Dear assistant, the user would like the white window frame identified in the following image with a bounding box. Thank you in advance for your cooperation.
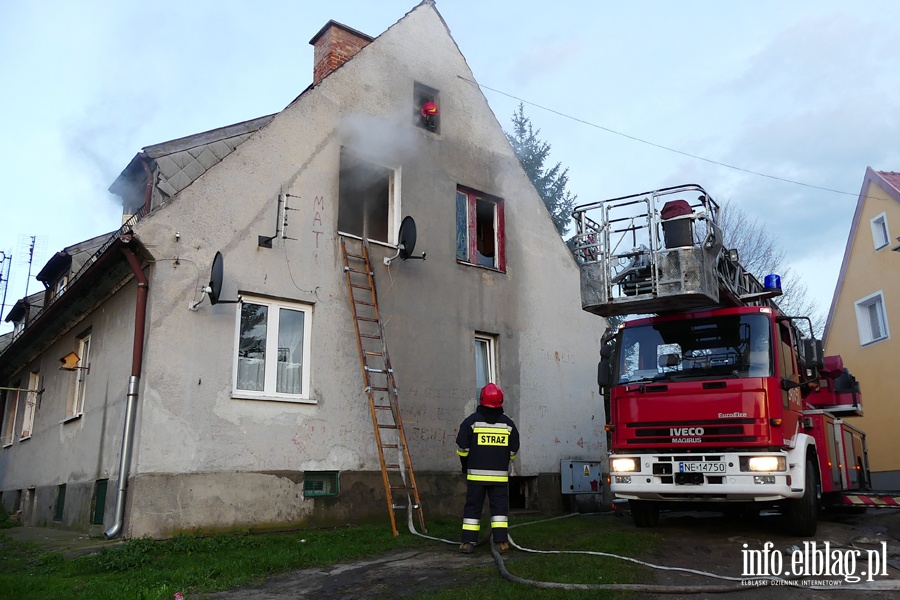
[870,212,890,250]
[337,150,402,247]
[854,291,890,346]
[21,371,38,439]
[232,296,314,403]
[2,385,19,448]
[67,334,91,418]
[475,333,498,397]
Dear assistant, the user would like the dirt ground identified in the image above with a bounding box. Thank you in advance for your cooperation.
[201,507,900,599]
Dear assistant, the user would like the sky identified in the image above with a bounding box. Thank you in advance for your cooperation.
[2,0,899,335]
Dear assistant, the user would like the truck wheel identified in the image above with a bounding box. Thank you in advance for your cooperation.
[629,500,660,528]
[786,460,818,536]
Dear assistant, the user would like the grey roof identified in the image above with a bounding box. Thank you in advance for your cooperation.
[143,114,275,197]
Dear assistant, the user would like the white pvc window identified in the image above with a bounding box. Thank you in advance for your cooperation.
[21,371,38,439]
[475,334,497,398]
[67,334,91,418]
[871,213,889,250]
[854,291,889,346]
[233,296,313,402]
[2,384,19,447]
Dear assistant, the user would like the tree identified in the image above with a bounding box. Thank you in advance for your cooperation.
[506,104,576,236]
[718,199,824,336]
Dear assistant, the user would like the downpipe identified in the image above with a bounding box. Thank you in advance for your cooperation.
[105,245,148,539]
[104,375,140,538]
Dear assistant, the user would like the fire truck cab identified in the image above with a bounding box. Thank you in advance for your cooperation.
[573,185,872,535]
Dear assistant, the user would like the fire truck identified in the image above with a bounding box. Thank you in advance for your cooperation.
[573,184,894,536]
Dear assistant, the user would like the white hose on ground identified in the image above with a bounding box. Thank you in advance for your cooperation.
[404,508,898,592]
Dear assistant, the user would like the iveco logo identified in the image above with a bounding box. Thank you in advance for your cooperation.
[670,427,704,436]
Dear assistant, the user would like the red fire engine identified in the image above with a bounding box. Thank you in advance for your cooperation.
[573,184,898,535]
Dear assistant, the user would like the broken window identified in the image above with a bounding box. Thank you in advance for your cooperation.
[338,151,397,244]
[456,187,505,271]
[414,82,439,133]
[66,332,91,419]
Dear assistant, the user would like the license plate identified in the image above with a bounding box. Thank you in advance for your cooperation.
[679,461,725,473]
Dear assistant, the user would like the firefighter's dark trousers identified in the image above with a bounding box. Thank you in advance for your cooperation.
[461,482,509,544]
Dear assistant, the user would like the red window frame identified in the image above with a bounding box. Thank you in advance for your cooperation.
[456,187,506,272]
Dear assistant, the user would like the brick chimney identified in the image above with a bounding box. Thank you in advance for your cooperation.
[309,20,373,86]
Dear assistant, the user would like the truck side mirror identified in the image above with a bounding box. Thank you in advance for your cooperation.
[598,359,611,390]
[781,378,801,391]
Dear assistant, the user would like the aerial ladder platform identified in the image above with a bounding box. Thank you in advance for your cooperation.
[572,184,782,317]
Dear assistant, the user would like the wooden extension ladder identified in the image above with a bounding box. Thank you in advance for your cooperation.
[340,236,426,536]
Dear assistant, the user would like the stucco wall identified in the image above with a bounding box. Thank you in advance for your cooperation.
[2,3,606,538]
[824,179,900,477]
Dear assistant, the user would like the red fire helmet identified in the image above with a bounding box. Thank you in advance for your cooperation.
[480,383,504,408]
[421,101,439,117]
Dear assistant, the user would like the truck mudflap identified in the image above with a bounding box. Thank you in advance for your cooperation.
[840,493,900,508]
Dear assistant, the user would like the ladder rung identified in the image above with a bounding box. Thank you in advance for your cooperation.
[364,366,391,373]
[355,300,375,306]
[346,268,372,275]
[360,333,381,339]
[370,386,389,391]
[364,351,384,356]
[373,405,392,410]
[351,284,373,290]
[390,484,413,490]
[385,464,400,469]
[382,444,399,449]
[379,424,398,429]
[357,316,378,322]
[345,252,366,260]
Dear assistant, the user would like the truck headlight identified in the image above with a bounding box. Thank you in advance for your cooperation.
[611,457,638,473]
[745,456,785,472]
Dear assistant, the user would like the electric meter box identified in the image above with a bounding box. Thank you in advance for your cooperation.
[561,459,604,494]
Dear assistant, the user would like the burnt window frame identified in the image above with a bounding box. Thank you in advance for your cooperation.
[414,82,440,134]
[456,186,506,272]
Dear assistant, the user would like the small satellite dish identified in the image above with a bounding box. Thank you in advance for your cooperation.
[384,216,426,264]
[209,251,224,305]
[398,216,416,259]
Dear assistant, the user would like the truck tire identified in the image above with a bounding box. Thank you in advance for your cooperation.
[785,459,818,536]
[629,500,660,528]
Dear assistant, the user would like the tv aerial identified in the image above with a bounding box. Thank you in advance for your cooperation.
[384,216,427,265]
[190,251,241,310]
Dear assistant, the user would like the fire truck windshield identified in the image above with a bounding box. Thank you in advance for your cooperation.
[616,314,772,384]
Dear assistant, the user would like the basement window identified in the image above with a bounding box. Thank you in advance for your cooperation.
[338,150,399,245]
[414,82,440,133]
[54,484,66,522]
[304,471,339,497]
[92,479,108,525]
[456,187,506,271]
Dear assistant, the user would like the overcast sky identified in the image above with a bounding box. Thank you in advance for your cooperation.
[2,0,898,334]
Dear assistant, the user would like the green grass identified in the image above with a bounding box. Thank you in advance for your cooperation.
[0,507,21,530]
[421,514,660,599]
[0,515,659,599]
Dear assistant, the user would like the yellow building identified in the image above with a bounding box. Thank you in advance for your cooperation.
[824,168,900,489]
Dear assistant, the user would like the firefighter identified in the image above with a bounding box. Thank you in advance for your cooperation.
[456,382,520,554]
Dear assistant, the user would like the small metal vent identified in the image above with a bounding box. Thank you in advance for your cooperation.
[303,471,339,497]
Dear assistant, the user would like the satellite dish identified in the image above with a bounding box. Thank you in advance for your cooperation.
[384,216,426,264]
[398,216,417,259]
[209,251,224,305]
